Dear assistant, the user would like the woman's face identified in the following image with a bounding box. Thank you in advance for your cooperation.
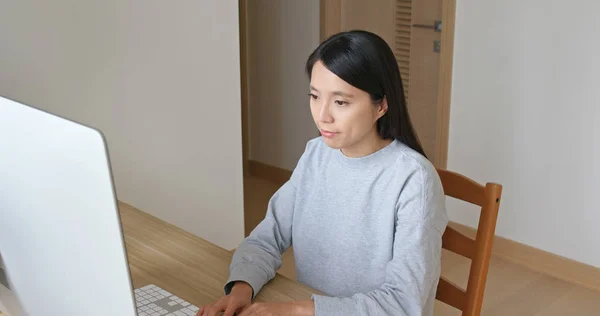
[309,61,387,156]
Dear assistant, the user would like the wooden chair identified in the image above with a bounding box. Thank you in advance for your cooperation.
[435,168,503,316]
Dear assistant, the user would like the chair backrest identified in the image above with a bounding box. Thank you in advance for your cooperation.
[435,168,503,316]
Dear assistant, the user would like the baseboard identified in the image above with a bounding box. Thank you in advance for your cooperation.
[248,160,292,185]
[248,161,600,293]
[449,221,600,292]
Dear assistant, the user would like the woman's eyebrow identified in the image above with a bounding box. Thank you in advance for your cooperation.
[332,91,354,98]
[310,86,354,98]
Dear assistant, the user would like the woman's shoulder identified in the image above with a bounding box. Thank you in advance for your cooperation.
[296,136,329,164]
[390,141,438,179]
[390,142,447,228]
[304,136,327,153]
[288,137,327,183]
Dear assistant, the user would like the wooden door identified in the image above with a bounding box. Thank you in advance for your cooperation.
[320,0,456,168]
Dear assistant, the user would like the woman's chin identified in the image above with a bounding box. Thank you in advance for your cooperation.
[321,136,343,149]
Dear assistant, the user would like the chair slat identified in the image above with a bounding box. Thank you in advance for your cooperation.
[436,277,466,311]
[437,168,485,206]
[442,226,475,259]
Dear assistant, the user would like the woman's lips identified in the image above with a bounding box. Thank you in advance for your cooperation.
[320,129,338,138]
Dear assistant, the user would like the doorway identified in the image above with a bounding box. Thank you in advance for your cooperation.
[320,0,457,168]
[238,0,457,235]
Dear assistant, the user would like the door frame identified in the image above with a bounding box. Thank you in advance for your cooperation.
[239,0,249,176]
[435,0,456,169]
[319,0,456,169]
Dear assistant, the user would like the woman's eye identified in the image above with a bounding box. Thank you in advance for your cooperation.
[308,93,318,100]
[335,100,348,106]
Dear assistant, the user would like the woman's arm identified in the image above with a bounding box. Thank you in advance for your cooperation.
[223,141,315,300]
[224,178,298,299]
[310,220,444,315]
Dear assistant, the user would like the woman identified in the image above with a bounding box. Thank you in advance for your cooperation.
[199,30,448,316]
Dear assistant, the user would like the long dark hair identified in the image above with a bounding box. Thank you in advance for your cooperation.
[305,30,427,159]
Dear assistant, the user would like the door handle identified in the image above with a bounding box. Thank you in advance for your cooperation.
[412,20,442,32]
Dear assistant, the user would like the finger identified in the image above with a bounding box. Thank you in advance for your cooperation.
[202,303,217,316]
[200,304,213,316]
[237,298,251,312]
[237,304,251,316]
[207,299,228,316]
[222,298,238,316]
[198,305,211,316]
[236,303,255,316]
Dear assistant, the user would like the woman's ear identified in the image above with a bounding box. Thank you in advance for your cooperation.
[376,97,388,119]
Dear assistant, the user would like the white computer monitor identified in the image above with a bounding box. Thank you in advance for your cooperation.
[0,96,137,315]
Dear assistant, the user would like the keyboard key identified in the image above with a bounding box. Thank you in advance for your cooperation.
[161,290,172,296]
[142,300,150,305]
[176,299,184,304]
[168,301,178,306]
[170,296,179,301]
[148,304,157,308]
[181,308,196,316]
[160,310,168,315]
[181,302,190,307]
[156,295,165,299]
[154,306,162,311]
[149,297,158,302]
[141,306,151,311]
[189,306,199,312]
[141,285,154,290]
[139,313,148,316]
[151,313,160,316]
[173,312,186,316]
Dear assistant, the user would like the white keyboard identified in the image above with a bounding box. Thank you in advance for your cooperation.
[134,284,199,316]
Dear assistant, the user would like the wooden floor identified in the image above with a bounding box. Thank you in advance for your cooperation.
[243,176,600,315]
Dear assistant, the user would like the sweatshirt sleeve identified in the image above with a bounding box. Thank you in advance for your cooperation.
[223,179,296,298]
[311,167,448,315]
[223,141,311,298]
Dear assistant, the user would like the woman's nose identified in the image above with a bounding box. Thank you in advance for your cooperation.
[319,102,334,123]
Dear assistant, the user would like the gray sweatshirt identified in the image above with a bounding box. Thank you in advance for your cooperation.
[225,137,449,315]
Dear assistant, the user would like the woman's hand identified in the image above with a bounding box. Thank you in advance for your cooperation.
[237,300,314,316]
[197,281,253,316]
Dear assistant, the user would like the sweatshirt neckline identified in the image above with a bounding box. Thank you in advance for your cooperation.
[335,139,398,169]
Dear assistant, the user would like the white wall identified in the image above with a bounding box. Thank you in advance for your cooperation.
[246,0,320,171]
[0,0,245,250]
[448,0,600,267]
